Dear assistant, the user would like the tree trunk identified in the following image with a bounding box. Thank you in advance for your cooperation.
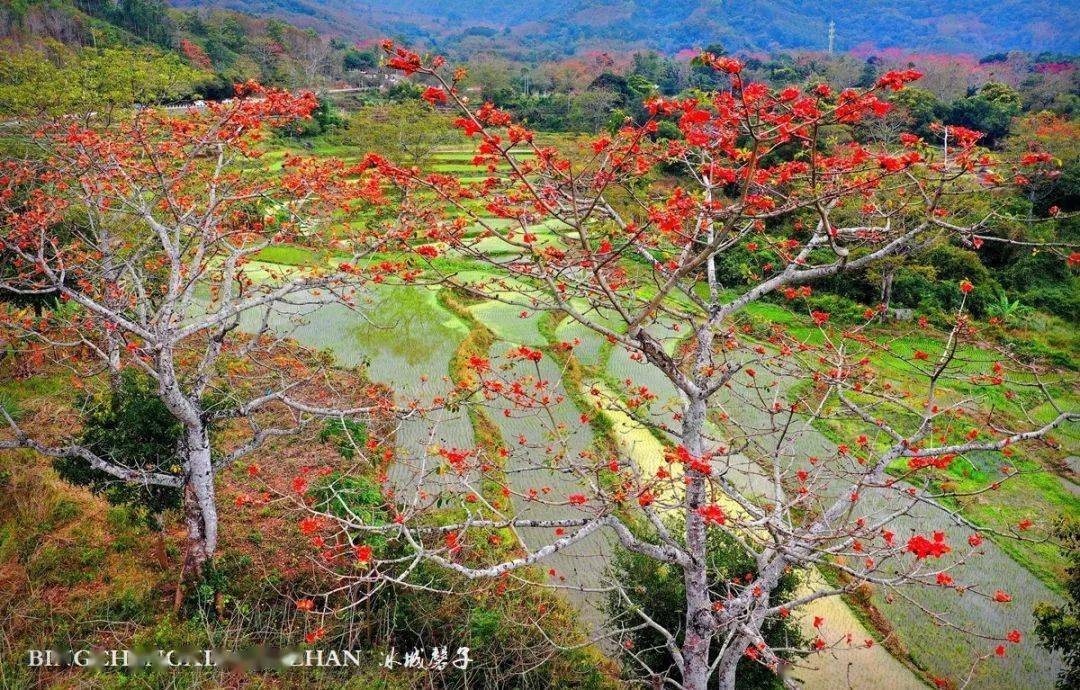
[681,395,714,690]
[716,654,740,690]
[712,630,747,686]
[181,423,217,580]
[150,513,169,569]
[880,268,895,311]
[181,482,211,578]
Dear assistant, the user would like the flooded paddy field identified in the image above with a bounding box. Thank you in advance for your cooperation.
[215,139,1072,688]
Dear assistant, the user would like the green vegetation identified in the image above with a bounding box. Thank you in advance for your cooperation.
[319,418,369,460]
[1035,520,1080,690]
[253,243,323,267]
[0,41,202,115]
[606,519,807,689]
[1,6,1078,689]
[54,370,184,525]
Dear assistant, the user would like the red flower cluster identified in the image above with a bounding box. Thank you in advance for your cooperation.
[700,53,743,74]
[908,454,955,470]
[875,69,924,91]
[438,446,474,472]
[421,86,448,105]
[699,504,727,525]
[907,532,951,559]
[516,345,543,362]
[381,40,423,75]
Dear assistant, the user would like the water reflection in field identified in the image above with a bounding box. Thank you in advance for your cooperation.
[226,275,475,493]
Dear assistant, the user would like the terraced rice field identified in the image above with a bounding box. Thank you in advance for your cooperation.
[231,274,1068,687]
[231,140,1072,688]
[474,299,614,623]
[710,364,1065,688]
[219,273,477,494]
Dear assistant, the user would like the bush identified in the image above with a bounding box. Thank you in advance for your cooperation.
[800,292,867,323]
[319,418,368,460]
[606,518,806,689]
[892,266,941,311]
[53,370,183,524]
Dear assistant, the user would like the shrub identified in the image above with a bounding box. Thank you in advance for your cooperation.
[318,418,369,460]
[53,370,183,524]
[606,518,806,689]
[801,292,867,323]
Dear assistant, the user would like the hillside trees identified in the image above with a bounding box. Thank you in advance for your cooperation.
[0,42,203,117]
[289,45,1078,690]
[74,0,177,48]
[1035,520,1080,690]
[0,85,391,580]
[331,100,459,166]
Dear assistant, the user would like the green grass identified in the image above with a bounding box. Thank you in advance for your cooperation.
[431,162,512,173]
[252,244,323,267]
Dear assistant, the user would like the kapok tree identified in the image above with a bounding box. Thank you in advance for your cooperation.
[0,84,393,579]
[284,45,1077,689]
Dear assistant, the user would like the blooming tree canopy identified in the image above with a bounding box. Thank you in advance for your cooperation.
[0,84,393,578]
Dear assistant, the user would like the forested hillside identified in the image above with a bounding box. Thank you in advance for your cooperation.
[174,0,1079,57]
[0,0,360,103]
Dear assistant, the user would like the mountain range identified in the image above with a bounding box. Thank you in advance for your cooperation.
[170,0,1079,56]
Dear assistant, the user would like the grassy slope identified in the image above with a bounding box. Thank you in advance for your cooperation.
[0,372,421,689]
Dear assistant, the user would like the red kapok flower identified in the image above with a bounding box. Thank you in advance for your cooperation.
[421,86,447,105]
[299,517,321,534]
[699,503,726,525]
[296,598,315,611]
[907,533,951,559]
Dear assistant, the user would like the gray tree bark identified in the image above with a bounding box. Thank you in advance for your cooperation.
[681,395,715,690]
[182,422,217,577]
